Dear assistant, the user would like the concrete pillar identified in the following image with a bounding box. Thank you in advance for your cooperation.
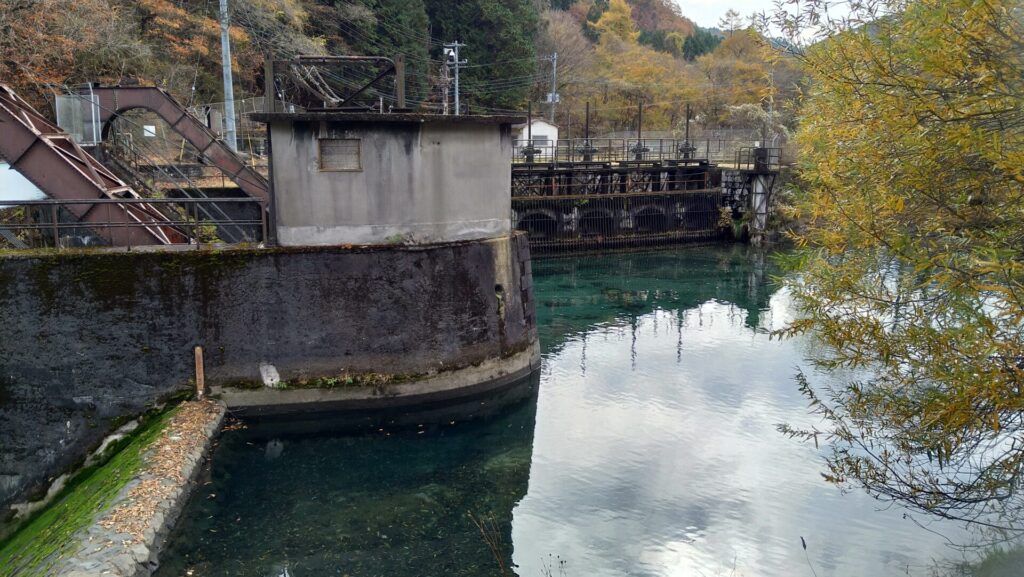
[749,174,770,245]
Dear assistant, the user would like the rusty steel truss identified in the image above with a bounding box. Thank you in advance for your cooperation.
[79,85,270,202]
[0,85,184,246]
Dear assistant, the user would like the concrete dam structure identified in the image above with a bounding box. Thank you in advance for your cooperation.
[0,111,538,522]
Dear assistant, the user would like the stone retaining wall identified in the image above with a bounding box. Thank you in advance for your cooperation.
[0,233,537,527]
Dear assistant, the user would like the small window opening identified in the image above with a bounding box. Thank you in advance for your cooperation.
[319,138,361,171]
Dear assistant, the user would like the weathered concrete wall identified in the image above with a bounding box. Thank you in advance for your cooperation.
[0,234,536,521]
[268,119,513,245]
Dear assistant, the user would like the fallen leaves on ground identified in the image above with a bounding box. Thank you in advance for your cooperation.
[97,400,222,543]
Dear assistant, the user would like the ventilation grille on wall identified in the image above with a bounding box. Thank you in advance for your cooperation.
[318,138,361,171]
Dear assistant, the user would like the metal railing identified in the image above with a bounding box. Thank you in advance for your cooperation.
[511,166,713,199]
[0,198,267,250]
[100,128,260,244]
[511,138,794,166]
[513,138,711,165]
[734,147,782,172]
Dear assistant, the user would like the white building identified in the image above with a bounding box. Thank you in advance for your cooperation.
[514,119,559,146]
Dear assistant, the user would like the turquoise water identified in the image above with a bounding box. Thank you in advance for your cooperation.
[156,246,976,577]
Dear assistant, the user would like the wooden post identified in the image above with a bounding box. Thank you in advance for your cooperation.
[194,346,205,399]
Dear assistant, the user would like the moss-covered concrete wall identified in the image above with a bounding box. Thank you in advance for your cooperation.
[0,234,536,522]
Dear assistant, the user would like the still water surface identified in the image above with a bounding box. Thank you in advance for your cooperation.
[157,246,972,577]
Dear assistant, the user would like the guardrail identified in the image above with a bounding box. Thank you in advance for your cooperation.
[511,165,712,199]
[511,138,791,166]
[734,147,782,172]
[513,138,708,165]
[0,198,267,250]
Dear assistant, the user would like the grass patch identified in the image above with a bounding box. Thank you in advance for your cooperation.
[0,406,179,576]
[283,371,423,390]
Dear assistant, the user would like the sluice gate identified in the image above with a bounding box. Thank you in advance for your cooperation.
[510,139,781,253]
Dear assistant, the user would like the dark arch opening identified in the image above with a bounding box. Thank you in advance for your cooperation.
[580,209,616,236]
[676,198,718,231]
[634,206,668,233]
[517,212,559,238]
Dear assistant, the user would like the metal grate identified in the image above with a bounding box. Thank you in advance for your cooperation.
[511,161,728,254]
[318,138,361,171]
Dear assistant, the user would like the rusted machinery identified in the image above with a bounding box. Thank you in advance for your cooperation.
[263,55,406,112]
[509,141,781,252]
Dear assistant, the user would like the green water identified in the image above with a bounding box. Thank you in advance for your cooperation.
[156,246,982,577]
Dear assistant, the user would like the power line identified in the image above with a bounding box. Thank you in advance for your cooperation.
[461,56,547,69]
[372,16,445,48]
[332,20,443,65]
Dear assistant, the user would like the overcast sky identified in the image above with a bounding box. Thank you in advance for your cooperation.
[674,0,772,29]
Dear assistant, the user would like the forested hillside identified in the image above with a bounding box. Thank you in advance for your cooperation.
[0,0,798,134]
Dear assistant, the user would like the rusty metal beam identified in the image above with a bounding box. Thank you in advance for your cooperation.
[271,55,406,111]
[0,85,183,246]
[81,86,270,202]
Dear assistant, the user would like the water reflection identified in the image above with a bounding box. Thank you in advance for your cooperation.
[533,246,779,356]
[156,377,539,577]
[157,246,981,577]
[517,247,967,577]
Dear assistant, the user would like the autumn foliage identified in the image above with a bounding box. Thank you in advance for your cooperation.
[780,0,1024,535]
[0,0,794,135]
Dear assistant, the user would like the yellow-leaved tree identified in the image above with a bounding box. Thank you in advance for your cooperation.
[590,0,639,43]
[775,0,1024,536]
[579,0,695,132]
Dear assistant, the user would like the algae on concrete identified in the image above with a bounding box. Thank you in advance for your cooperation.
[0,407,179,576]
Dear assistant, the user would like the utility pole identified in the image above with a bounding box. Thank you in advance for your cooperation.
[547,52,559,123]
[440,60,450,115]
[219,0,238,151]
[443,42,466,115]
[585,101,590,142]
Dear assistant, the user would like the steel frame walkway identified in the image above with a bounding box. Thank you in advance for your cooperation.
[0,85,182,246]
[81,86,269,203]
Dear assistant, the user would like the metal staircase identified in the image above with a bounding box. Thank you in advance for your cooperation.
[0,84,184,246]
[77,85,270,203]
[97,132,258,244]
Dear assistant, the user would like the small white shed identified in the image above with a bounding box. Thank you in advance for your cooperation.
[514,119,559,146]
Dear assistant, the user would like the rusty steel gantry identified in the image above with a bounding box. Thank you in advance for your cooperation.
[78,85,270,203]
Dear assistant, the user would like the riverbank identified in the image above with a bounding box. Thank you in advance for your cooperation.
[0,400,224,577]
